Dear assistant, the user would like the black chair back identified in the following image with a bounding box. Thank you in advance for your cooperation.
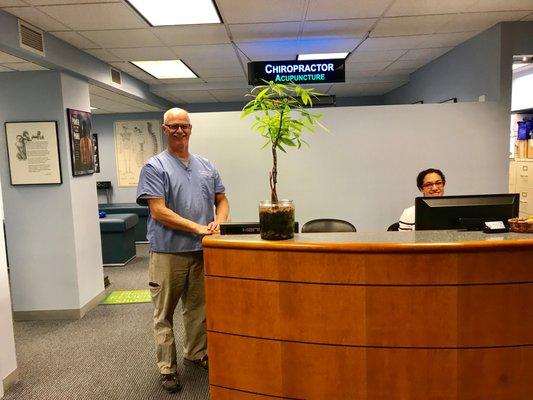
[301,218,356,233]
[387,222,400,231]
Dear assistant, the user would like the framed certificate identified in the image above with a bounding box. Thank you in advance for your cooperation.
[4,121,62,185]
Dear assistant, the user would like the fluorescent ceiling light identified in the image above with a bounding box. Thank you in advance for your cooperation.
[90,106,99,110]
[126,0,221,26]
[298,53,348,61]
[132,60,197,79]
[513,63,528,70]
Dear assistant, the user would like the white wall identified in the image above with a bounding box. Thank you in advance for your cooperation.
[0,173,17,393]
[187,102,509,231]
[60,73,104,308]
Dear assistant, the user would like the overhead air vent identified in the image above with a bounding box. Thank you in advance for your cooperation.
[18,20,45,56]
[111,68,122,85]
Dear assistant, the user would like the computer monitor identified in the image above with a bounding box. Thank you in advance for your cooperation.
[415,193,519,231]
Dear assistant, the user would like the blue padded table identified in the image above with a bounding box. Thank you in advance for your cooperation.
[99,213,138,266]
[98,203,149,242]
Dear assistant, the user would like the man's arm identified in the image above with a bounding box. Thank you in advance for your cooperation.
[207,193,230,232]
[147,198,212,235]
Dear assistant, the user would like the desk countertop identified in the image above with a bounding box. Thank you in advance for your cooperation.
[203,231,533,252]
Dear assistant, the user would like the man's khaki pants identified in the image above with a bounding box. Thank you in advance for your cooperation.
[148,251,207,374]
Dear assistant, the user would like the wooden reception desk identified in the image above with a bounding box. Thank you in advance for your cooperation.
[202,231,533,400]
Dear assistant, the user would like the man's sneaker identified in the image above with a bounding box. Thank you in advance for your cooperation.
[184,355,208,371]
[160,373,182,393]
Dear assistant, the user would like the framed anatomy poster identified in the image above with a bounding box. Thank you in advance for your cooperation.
[67,108,94,176]
[114,120,162,187]
[4,121,62,185]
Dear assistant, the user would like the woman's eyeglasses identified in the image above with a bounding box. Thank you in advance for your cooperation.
[422,180,444,189]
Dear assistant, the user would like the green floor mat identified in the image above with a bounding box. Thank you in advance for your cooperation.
[101,290,151,305]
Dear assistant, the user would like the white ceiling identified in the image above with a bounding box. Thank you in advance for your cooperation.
[1,0,532,112]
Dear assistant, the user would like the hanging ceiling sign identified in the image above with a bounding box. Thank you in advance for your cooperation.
[247,59,345,85]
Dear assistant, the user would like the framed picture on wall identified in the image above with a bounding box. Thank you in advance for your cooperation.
[67,108,94,176]
[114,120,162,187]
[4,121,62,185]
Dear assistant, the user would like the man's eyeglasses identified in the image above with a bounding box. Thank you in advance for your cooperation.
[164,123,191,131]
[422,180,444,189]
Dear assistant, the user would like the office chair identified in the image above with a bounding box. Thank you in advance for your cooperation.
[387,222,400,231]
[301,218,356,233]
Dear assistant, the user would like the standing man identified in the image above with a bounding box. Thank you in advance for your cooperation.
[398,168,446,231]
[136,108,229,393]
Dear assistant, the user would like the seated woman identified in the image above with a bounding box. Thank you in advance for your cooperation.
[399,168,446,231]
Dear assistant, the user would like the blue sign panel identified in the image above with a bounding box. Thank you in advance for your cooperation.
[248,59,345,85]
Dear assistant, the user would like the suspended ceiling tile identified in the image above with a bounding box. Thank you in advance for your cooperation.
[25,0,115,4]
[216,0,306,23]
[234,40,299,61]
[348,49,407,63]
[385,0,478,17]
[50,31,99,49]
[400,47,453,62]
[3,61,47,70]
[209,88,250,102]
[80,29,163,49]
[109,61,141,74]
[297,37,362,54]
[84,48,123,62]
[466,0,533,12]
[194,67,245,79]
[0,51,26,63]
[169,90,218,103]
[345,70,379,79]
[301,19,376,38]
[172,44,241,68]
[109,47,175,61]
[376,68,415,76]
[386,59,427,70]
[416,31,479,47]
[152,24,230,46]
[436,11,532,33]
[203,76,249,84]
[306,0,392,20]
[37,3,145,30]
[0,0,27,6]
[3,6,69,31]
[344,61,391,72]
[357,35,427,51]
[228,22,301,42]
[371,15,454,37]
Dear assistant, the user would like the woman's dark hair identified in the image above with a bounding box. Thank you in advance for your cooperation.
[416,168,446,189]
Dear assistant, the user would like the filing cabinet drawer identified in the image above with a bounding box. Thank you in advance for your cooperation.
[515,160,533,189]
[518,189,533,215]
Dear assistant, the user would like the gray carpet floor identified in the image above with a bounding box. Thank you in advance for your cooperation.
[4,244,209,400]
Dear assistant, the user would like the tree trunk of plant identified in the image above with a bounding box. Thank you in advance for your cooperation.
[270,144,278,203]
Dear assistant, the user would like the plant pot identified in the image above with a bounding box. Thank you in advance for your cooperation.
[259,200,295,240]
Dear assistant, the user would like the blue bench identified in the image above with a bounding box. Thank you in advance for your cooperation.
[98,203,149,242]
[99,213,138,266]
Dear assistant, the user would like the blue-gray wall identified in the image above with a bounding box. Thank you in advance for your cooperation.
[384,25,502,104]
[92,112,163,204]
[385,21,533,107]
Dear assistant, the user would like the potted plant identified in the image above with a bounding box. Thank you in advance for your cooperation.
[241,81,328,240]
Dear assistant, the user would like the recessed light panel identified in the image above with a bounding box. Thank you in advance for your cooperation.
[132,60,198,79]
[126,0,221,26]
[298,53,348,61]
